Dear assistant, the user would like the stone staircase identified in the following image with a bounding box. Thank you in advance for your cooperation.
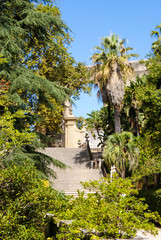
[41,148,102,196]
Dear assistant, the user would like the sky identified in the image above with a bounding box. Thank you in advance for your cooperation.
[57,0,161,118]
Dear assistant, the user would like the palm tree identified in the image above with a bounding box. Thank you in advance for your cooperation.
[85,110,103,145]
[123,76,147,136]
[151,23,161,55]
[91,33,138,133]
[103,131,139,178]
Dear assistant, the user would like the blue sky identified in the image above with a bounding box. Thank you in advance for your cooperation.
[57,0,161,118]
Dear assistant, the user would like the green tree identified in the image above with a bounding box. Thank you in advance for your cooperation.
[151,23,161,55]
[133,136,161,188]
[0,107,67,178]
[0,163,69,240]
[0,1,90,139]
[76,116,85,130]
[91,33,138,133]
[25,4,89,100]
[0,108,35,158]
[36,98,65,135]
[57,177,160,240]
[86,106,115,146]
[0,0,70,109]
[0,81,67,178]
[123,76,147,136]
[86,110,103,139]
[0,0,89,176]
[132,57,161,186]
[122,54,161,186]
[103,131,139,178]
[24,4,90,134]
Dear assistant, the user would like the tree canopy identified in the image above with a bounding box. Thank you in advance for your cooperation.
[0,0,70,106]
[0,0,90,177]
[91,33,138,132]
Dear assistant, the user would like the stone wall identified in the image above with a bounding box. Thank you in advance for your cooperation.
[64,116,86,148]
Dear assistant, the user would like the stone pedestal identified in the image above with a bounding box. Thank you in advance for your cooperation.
[64,100,85,148]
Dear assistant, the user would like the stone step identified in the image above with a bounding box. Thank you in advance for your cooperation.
[51,168,102,192]
[41,147,90,169]
[41,147,102,192]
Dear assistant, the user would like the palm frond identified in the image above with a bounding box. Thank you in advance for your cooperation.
[103,131,139,177]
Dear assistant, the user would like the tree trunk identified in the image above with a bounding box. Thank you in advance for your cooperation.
[114,105,121,133]
[108,101,111,126]
[85,136,93,160]
[135,109,139,137]
[154,173,160,188]
[96,127,103,146]
[143,176,149,189]
[121,168,126,179]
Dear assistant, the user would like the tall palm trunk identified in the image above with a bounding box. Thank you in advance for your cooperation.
[108,101,111,126]
[114,105,121,133]
[121,168,126,179]
[130,107,139,136]
[91,34,138,137]
[106,63,124,133]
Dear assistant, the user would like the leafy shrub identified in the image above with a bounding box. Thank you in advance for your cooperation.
[0,163,69,240]
[56,177,161,239]
[138,188,161,217]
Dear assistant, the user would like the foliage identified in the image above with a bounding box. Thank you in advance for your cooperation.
[98,105,115,135]
[91,33,138,106]
[103,131,139,178]
[137,65,161,177]
[0,163,69,240]
[0,108,35,159]
[0,99,67,178]
[85,106,115,146]
[0,0,89,176]
[25,3,89,99]
[24,4,89,132]
[151,23,161,55]
[0,0,73,154]
[123,75,146,136]
[86,110,103,139]
[135,78,161,148]
[56,177,161,239]
[2,143,67,180]
[36,98,64,134]
[0,1,90,138]
[0,0,70,107]
[90,33,138,132]
[133,136,161,180]
[147,54,161,88]
[76,116,85,130]
[138,188,161,217]
[123,53,161,179]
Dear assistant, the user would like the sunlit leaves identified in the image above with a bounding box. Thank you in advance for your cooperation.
[103,131,139,178]
[0,109,35,158]
[0,163,69,239]
[57,177,160,239]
